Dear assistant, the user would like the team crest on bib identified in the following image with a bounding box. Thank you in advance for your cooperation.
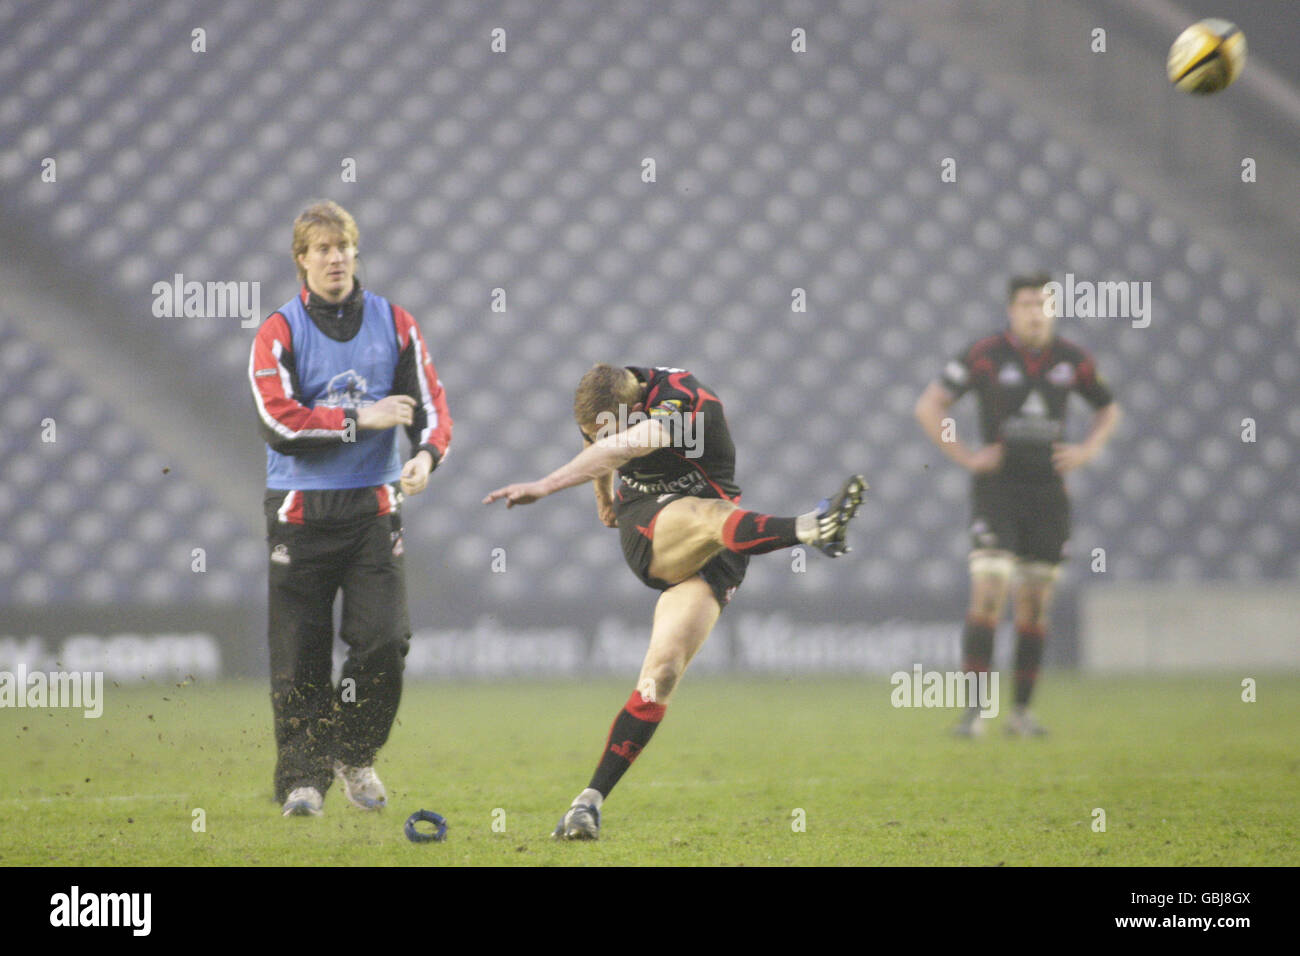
[1047,361,1075,387]
[998,363,1023,386]
[322,368,369,407]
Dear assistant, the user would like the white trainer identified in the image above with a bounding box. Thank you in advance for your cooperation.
[553,803,601,840]
[282,786,324,817]
[951,707,987,738]
[333,761,387,809]
[1005,709,1049,737]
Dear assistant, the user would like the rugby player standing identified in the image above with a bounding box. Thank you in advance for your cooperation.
[484,363,866,839]
[915,274,1120,736]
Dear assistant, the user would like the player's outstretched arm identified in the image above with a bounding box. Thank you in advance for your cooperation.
[484,418,667,508]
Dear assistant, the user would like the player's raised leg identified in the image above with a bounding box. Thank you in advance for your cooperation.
[645,474,870,586]
[953,549,1013,737]
[555,575,720,840]
[1006,561,1058,736]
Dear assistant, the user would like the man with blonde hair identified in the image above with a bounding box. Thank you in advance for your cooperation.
[250,200,452,816]
[485,363,865,839]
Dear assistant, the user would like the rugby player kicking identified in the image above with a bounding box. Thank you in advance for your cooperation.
[484,363,866,839]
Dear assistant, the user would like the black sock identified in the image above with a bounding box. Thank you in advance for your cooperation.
[587,690,666,798]
[1013,625,1045,708]
[721,510,799,555]
[962,617,995,675]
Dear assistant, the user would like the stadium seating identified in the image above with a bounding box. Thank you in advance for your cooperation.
[0,0,1295,608]
[0,311,263,604]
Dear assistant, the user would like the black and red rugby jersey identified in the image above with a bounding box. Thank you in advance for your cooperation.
[940,332,1114,481]
[605,366,741,502]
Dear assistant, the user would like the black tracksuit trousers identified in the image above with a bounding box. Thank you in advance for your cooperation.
[265,509,410,804]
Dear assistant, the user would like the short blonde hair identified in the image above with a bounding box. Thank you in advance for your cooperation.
[291,200,359,282]
[574,363,641,429]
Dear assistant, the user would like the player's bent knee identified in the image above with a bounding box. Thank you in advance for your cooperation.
[649,501,736,582]
[701,499,738,519]
[687,498,737,539]
[663,496,732,524]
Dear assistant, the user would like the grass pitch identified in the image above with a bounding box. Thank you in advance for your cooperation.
[2,675,1296,866]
